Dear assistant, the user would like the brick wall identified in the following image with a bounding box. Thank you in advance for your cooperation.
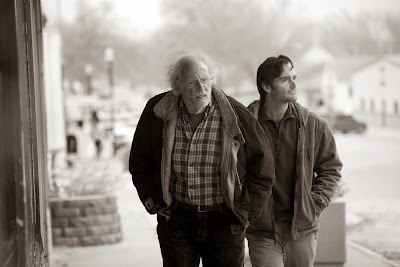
[50,195,123,246]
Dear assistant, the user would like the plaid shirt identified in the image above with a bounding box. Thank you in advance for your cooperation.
[170,97,224,206]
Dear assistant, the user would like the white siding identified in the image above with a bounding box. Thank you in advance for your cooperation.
[351,60,400,115]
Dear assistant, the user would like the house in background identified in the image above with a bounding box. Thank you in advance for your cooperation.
[65,94,114,162]
[295,44,335,114]
[295,62,334,114]
[325,56,378,115]
[295,44,374,115]
[296,45,400,120]
[350,55,400,116]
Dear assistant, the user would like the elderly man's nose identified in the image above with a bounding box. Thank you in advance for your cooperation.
[198,80,207,90]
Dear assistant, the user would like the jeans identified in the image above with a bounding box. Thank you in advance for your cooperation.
[156,202,245,267]
[246,221,317,267]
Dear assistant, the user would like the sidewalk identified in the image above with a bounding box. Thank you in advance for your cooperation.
[50,183,400,267]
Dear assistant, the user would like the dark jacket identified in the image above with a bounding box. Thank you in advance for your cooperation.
[129,86,275,227]
[246,101,342,239]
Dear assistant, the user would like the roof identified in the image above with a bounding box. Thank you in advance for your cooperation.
[327,55,379,81]
[297,53,400,86]
[299,44,334,66]
[383,54,400,67]
[329,54,400,81]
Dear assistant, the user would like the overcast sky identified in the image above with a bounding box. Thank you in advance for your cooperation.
[59,0,400,38]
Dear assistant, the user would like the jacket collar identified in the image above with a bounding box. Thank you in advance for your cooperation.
[153,85,244,142]
[258,102,296,122]
[153,91,180,120]
[212,85,244,142]
[248,100,309,128]
[292,102,309,128]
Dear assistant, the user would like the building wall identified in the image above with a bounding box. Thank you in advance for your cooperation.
[296,65,338,115]
[42,0,66,174]
[0,0,49,266]
[320,67,355,115]
[351,60,400,115]
[333,81,354,114]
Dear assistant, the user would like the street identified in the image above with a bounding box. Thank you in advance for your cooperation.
[51,126,400,266]
[336,127,400,213]
[335,126,400,264]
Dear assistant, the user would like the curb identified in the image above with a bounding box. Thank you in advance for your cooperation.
[347,240,400,267]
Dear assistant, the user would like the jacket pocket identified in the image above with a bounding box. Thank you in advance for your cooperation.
[247,195,274,232]
[309,191,323,214]
[234,172,249,209]
[297,190,322,231]
[234,160,246,201]
[301,146,314,162]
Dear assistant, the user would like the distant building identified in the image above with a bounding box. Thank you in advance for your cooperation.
[298,44,334,66]
[296,46,400,117]
[296,62,333,114]
[325,56,378,115]
[294,44,336,114]
[350,55,400,116]
[65,95,114,163]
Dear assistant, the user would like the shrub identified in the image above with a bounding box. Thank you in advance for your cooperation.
[51,158,125,197]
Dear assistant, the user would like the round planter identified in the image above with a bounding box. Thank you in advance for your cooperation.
[50,194,122,247]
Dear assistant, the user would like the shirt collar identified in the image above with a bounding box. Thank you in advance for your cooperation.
[259,103,296,122]
[178,95,214,118]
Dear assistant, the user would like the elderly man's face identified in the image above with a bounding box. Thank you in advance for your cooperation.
[180,60,212,114]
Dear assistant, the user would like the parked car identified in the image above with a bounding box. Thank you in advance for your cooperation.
[325,114,367,134]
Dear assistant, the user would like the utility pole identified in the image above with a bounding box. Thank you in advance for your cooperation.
[84,63,93,95]
[104,48,115,136]
[380,66,386,127]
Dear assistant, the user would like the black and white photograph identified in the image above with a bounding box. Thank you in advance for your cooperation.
[1,0,400,266]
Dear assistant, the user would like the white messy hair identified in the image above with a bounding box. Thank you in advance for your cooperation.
[165,49,219,94]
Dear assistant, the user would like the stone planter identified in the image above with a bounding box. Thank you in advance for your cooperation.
[50,194,122,247]
[315,199,346,267]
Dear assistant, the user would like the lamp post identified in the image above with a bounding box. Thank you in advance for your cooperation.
[104,48,115,136]
[84,63,93,95]
[380,66,386,127]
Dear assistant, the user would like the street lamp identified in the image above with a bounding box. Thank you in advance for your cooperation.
[104,47,115,136]
[380,66,386,127]
[84,63,93,95]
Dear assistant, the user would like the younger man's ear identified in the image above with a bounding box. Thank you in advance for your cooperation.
[261,83,271,93]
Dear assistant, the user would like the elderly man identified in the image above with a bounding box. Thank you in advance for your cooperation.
[129,51,275,267]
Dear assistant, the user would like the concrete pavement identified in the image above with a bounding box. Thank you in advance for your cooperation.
[50,183,399,267]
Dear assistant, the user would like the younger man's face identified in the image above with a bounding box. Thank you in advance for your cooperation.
[268,62,297,104]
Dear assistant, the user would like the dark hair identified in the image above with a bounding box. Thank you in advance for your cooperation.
[256,55,294,102]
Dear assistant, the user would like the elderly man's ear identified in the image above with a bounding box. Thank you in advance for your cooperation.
[171,82,182,96]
